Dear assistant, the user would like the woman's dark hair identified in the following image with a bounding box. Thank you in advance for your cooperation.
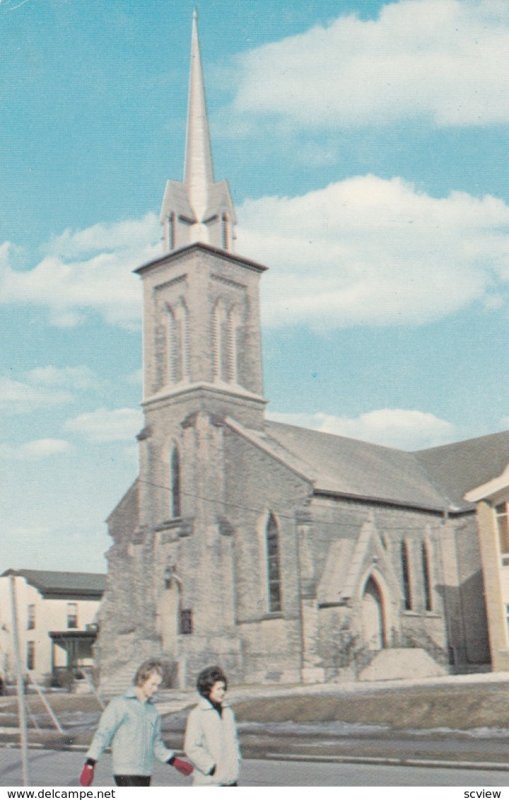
[196,665,228,698]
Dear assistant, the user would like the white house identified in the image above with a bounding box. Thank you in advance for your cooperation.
[0,569,105,685]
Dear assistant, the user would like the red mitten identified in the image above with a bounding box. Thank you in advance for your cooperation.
[79,763,95,786]
[172,757,193,776]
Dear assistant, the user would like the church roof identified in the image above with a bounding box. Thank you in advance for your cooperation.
[263,421,509,513]
[1,569,106,599]
[415,429,509,510]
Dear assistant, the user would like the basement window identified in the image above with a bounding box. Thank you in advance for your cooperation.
[496,503,509,566]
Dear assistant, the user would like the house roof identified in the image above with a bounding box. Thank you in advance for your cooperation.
[261,421,509,513]
[1,569,106,599]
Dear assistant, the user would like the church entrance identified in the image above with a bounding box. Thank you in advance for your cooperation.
[361,577,385,650]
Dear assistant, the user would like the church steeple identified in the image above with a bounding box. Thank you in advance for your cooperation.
[161,11,236,253]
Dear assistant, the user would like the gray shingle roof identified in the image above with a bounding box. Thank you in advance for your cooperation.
[415,430,509,510]
[1,569,106,598]
[264,421,509,513]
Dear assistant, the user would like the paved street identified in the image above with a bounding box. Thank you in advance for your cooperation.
[1,749,509,787]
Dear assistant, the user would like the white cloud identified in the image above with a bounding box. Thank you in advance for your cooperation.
[227,0,509,130]
[64,407,143,443]
[0,438,70,460]
[0,213,160,329]
[268,408,456,450]
[0,376,72,414]
[236,175,509,328]
[26,365,99,391]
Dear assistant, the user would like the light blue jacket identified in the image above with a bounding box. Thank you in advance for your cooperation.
[87,687,174,776]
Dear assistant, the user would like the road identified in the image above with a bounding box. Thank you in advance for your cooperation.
[1,749,509,787]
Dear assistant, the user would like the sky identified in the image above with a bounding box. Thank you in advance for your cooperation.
[2,0,509,573]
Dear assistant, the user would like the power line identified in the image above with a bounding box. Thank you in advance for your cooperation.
[137,478,448,533]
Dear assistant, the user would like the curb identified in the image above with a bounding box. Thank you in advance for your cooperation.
[264,752,509,772]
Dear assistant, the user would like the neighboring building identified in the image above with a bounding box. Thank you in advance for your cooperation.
[466,466,509,672]
[0,569,105,684]
[94,14,509,691]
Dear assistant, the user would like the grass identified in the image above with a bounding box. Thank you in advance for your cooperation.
[234,682,509,730]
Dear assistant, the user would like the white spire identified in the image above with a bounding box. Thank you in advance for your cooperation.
[184,9,214,220]
[160,11,236,253]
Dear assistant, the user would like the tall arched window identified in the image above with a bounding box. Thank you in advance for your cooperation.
[170,446,181,519]
[266,513,282,613]
[401,540,412,611]
[421,541,433,612]
[167,301,189,384]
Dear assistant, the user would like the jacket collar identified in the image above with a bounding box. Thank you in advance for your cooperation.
[198,696,230,710]
[124,686,155,704]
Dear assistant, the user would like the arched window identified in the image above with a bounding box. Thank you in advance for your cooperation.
[401,540,412,611]
[266,513,282,613]
[227,305,241,384]
[170,446,181,519]
[167,301,189,384]
[212,299,229,382]
[421,541,433,612]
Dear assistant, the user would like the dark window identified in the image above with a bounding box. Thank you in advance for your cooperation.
[496,503,509,565]
[170,446,181,518]
[401,540,412,611]
[180,608,193,635]
[27,604,35,630]
[266,513,282,613]
[421,541,433,612]
[26,642,35,671]
[67,602,78,629]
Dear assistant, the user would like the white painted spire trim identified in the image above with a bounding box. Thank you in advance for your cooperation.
[184,8,214,221]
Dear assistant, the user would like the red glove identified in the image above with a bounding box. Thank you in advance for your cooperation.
[79,763,95,786]
[171,757,193,776]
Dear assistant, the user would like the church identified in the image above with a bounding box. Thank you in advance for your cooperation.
[94,14,509,691]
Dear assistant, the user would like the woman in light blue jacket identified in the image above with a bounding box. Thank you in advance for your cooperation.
[79,659,193,787]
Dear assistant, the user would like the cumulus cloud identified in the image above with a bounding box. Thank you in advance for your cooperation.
[236,175,509,328]
[64,407,143,443]
[0,376,73,414]
[268,408,456,450]
[3,175,509,331]
[0,213,160,328]
[0,438,70,460]
[227,0,509,130]
[26,365,100,391]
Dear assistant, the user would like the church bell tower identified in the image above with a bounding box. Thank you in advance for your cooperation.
[135,10,267,429]
[118,11,269,685]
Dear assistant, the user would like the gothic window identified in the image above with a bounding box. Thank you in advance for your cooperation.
[170,446,181,519]
[496,503,509,566]
[228,306,241,384]
[167,301,189,384]
[401,540,412,611]
[212,299,229,382]
[421,541,433,612]
[266,513,282,613]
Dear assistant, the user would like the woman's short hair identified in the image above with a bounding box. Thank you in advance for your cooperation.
[134,658,164,687]
[196,665,228,697]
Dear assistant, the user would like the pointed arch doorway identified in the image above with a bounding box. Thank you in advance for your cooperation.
[361,577,385,651]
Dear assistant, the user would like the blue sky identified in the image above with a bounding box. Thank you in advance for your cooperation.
[2,0,509,573]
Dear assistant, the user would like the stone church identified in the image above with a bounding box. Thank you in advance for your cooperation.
[95,14,509,690]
